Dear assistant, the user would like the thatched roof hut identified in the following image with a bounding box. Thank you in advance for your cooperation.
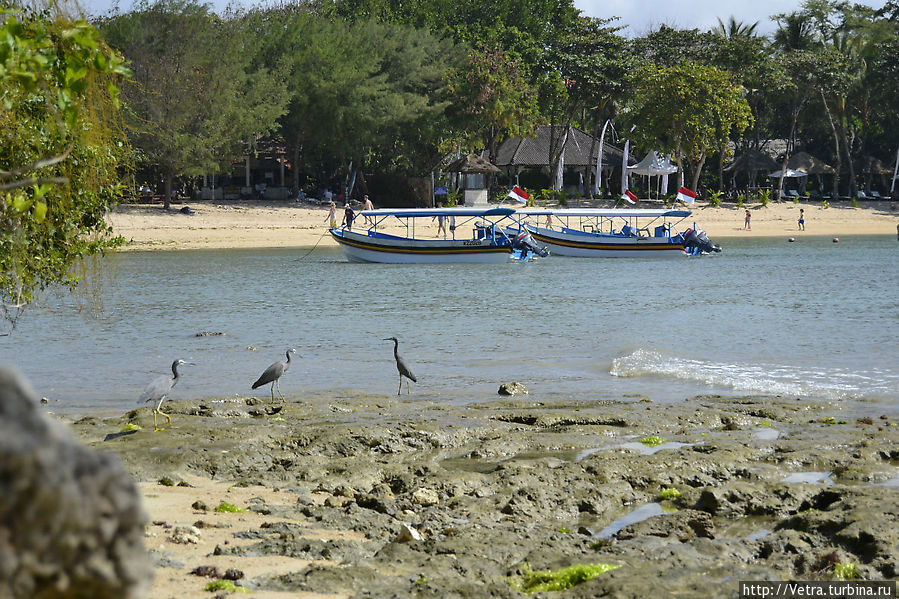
[494,125,630,168]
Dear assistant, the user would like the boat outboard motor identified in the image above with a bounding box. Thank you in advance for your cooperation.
[682,227,721,255]
[512,230,549,258]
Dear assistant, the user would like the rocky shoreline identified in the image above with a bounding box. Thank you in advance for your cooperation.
[70,392,898,597]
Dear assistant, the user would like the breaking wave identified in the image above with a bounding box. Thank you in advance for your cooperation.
[610,348,896,401]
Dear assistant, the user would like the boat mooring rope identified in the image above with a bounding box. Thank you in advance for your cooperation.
[295,227,331,261]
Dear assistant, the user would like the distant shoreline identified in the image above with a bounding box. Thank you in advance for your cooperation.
[107,199,899,251]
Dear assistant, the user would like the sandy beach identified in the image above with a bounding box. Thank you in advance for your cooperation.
[107,199,899,251]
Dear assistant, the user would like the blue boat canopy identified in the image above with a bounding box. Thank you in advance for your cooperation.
[360,207,516,218]
[515,208,691,218]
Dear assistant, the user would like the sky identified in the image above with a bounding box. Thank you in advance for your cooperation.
[573,0,805,36]
[78,0,884,35]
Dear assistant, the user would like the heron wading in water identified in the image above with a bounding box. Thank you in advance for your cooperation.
[138,359,185,432]
[384,337,417,395]
[252,348,297,402]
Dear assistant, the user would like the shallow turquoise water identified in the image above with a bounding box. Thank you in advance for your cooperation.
[2,235,897,414]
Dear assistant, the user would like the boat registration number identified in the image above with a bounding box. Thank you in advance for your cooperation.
[462,240,483,246]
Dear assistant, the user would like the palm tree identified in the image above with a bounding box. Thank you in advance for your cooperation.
[713,16,759,39]
[773,13,817,51]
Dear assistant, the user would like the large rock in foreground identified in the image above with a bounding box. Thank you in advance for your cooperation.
[0,366,151,598]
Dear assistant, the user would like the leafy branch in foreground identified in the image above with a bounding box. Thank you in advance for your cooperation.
[1,4,131,329]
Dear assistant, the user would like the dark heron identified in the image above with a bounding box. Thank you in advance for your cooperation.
[384,337,417,395]
[138,359,185,432]
[252,348,297,402]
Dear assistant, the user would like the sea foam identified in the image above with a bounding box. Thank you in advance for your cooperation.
[610,348,895,401]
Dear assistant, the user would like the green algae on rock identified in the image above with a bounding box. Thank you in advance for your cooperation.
[215,501,248,513]
[639,435,666,447]
[513,562,621,593]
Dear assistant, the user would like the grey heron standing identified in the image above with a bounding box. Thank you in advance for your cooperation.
[138,359,185,432]
[384,337,417,395]
[252,348,297,402]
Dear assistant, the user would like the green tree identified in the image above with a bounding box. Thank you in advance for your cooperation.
[1,5,130,330]
[445,42,542,160]
[538,16,633,194]
[631,25,716,67]
[101,0,287,208]
[252,8,460,193]
[628,61,752,192]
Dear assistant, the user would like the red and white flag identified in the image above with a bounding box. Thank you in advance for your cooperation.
[621,189,638,205]
[676,186,696,204]
[506,185,530,203]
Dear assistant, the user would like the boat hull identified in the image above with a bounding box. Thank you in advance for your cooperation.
[526,226,686,258]
[330,229,512,264]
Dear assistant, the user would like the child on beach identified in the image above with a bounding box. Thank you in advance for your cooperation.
[744,209,751,230]
[433,202,447,237]
[325,202,337,229]
[798,208,805,231]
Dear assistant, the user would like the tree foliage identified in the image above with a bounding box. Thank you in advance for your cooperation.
[67,0,899,202]
[628,61,752,188]
[100,0,288,206]
[1,4,130,328]
[445,42,542,160]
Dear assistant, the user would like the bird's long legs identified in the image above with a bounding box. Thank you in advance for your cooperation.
[153,399,172,432]
[269,381,285,403]
[397,376,412,395]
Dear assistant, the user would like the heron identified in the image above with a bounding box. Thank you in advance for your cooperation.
[384,337,417,395]
[138,359,185,432]
[252,348,297,402]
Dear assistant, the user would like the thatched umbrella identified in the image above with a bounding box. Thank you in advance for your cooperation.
[725,150,779,172]
[863,157,892,175]
[724,149,779,191]
[786,151,835,174]
[780,152,834,197]
[445,154,501,174]
[862,157,893,194]
[443,154,500,207]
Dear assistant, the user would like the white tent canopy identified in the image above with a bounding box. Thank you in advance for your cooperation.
[627,151,678,176]
[768,169,808,178]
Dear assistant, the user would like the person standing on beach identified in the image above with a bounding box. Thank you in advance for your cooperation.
[362,194,374,225]
[342,203,355,230]
[798,208,805,231]
[325,201,337,229]
[744,209,752,230]
[433,201,447,237]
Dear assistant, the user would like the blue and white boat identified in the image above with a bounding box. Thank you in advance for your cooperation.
[515,208,720,258]
[330,207,534,263]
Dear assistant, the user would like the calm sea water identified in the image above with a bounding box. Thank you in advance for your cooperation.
[2,236,897,415]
